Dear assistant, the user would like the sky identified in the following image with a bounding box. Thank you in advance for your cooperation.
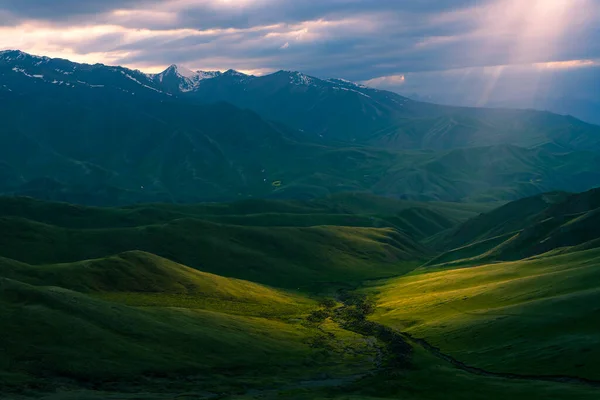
[1,0,600,110]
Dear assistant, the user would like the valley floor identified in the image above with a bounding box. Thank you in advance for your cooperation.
[1,194,599,399]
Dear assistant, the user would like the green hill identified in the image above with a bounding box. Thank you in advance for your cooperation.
[428,188,600,266]
[0,251,313,317]
[370,248,600,381]
[4,257,598,400]
[0,193,488,238]
[1,194,600,399]
[0,249,379,393]
[430,192,569,251]
[0,215,422,291]
[0,276,321,389]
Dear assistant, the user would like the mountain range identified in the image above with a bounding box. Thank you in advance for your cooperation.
[1,49,600,205]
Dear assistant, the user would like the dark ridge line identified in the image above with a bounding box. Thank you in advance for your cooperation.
[402,331,600,388]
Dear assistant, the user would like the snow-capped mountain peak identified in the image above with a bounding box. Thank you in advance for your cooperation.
[166,64,197,79]
[0,50,388,104]
[153,64,222,91]
[0,49,50,64]
[0,49,29,59]
[196,70,221,79]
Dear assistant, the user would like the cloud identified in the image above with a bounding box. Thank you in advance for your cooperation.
[0,0,154,19]
[366,60,600,110]
[0,1,486,28]
[363,75,406,87]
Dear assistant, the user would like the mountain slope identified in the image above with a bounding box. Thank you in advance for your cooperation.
[0,50,166,99]
[3,50,600,152]
[0,275,322,389]
[371,247,600,380]
[3,50,600,204]
[0,215,423,290]
[428,188,600,265]
[0,194,495,247]
[150,64,222,93]
[0,84,321,204]
[186,70,600,151]
[0,250,313,316]
[430,192,570,251]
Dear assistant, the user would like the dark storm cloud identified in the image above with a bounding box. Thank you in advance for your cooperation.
[0,0,487,27]
[0,0,154,19]
[173,0,487,30]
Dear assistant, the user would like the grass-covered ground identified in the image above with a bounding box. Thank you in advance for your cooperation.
[0,251,315,317]
[369,248,600,380]
[0,256,378,396]
[1,193,599,399]
[0,193,494,238]
[16,346,600,400]
[0,216,423,290]
[0,277,307,386]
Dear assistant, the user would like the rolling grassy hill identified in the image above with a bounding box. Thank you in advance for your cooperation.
[1,193,599,399]
[0,248,383,394]
[0,215,422,290]
[0,275,376,393]
[295,144,600,202]
[4,267,598,400]
[369,248,600,381]
[429,192,570,251]
[0,192,491,230]
[428,188,600,267]
[0,251,314,317]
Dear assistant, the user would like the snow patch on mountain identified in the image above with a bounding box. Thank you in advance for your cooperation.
[171,64,197,79]
[291,72,314,86]
[281,71,316,86]
[328,78,367,89]
[197,70,222,80]
[1,50,49,64]
[120,70,164,93]
[11,67,43,79]
[339,87,371,98]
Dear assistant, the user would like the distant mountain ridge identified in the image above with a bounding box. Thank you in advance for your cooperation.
[2,50,600,205]
[3,50,600,151]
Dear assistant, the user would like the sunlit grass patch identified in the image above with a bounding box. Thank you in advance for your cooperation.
[369,248,600,379]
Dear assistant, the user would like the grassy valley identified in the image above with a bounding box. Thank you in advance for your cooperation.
[1,192,599,399]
